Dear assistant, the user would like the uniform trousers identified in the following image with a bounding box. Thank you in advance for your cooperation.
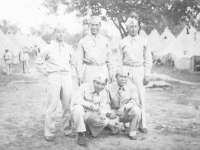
[45,72,72,138]
[109,105,141,136]
[5,61,12,75]
[70,105,108,137]
[22,60,30,73]
[124,66,147,128]
[83,64,108,83]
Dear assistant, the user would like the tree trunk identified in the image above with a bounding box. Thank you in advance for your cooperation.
[111,17,127,39]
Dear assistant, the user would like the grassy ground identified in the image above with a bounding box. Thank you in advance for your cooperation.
[0,56,200,150]
[0,54,35,85]
[152,64,200,83]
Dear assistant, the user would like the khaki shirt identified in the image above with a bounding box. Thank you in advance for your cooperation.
[106,81,139,110]
[71,83,110,115]
[76,34,113,79]
[119,35,152,76]
[35,40,75,75]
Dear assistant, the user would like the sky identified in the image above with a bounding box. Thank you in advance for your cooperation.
[0,0,84,34]
[0,0,120,36]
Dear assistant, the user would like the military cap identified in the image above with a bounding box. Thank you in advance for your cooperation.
[116,66,129,76]
[88,16,101,24]
[125,17,139,26]
[93,72,107,83]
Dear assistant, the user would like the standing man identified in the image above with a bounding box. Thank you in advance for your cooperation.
[35,24,75,141]
[20,48,30,73]
[118,17,152,133]
[76,16,113,86]
[70,73,109,147]
[106,67,141,140]
[3,49,13,75]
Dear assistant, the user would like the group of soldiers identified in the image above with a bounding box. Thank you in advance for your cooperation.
[35,16,152,147]
[3,47,30,75]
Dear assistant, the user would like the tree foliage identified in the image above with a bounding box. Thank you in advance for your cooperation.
[42,0,200,38]
[0,19,20,34]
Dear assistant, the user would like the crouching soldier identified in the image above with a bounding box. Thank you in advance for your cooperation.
[105,67,141,140]
[70,73,110,147]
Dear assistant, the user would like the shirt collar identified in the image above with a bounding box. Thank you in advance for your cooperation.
[115,82,128,91]
[52,40,65,47]
[89,33,100,38]
[128,34,139,41]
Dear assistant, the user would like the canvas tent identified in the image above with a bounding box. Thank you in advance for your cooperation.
[148,29,160,46]
[0,30,20,64]
[154,26,198,69]
[139,29,148,39]
[151,27,175,54]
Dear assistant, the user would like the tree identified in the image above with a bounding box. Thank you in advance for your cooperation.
[29,27,36,35]
[42,0,200,37]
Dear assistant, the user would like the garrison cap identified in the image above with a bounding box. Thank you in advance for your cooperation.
[88,16,101,24]
[116,66,129,76]
[125,17,139,26]
[93,72,107,83]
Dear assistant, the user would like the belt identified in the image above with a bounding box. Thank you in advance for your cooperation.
[123,62,143,67]
[83,60,106,66]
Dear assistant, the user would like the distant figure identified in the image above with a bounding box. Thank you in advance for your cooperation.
[3,49,13,75]
[33,45,39,58]
[20,47,30,73]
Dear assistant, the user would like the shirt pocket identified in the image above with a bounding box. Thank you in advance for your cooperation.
[83,42,94,52]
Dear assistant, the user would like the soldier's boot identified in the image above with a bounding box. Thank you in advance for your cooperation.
[78,132,87,147]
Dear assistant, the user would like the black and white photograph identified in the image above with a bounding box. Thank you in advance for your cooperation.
[0,0,200,149]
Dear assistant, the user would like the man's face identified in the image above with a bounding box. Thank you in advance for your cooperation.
[89,23,101,36]
[127,21,139,37]
[93,80,107,93]
[54,27,66,42]
[116,74,128,87]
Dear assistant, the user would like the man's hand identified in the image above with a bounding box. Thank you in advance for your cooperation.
[124,104,133,111]
[117,106,125,116]
[78,78,83,86]
[100,114,106,120]
[89,104,99,111]
[106,112,117,120]
[143,76,150,85]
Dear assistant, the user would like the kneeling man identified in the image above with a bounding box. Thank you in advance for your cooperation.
[106,67,141,140]
[70,73,109,147]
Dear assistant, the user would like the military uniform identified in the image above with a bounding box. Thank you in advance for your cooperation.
[106,81,141,138]
[118,18,152,129]
[35,40,75,139]
[76,17,113,83]
[70,82,109,137]
[3,50,13,75]
[20,49,30,73]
